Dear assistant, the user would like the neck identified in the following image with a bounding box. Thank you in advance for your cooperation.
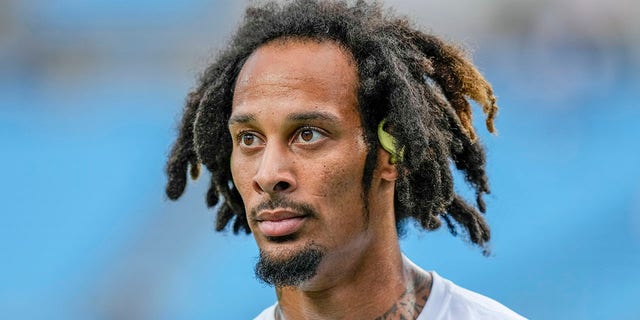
[275,249,432,320]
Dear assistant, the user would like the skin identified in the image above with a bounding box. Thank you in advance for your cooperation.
[229,39,432,320]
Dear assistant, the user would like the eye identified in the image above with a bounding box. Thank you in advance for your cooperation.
[294,127,324,144]
[238,132,263,147]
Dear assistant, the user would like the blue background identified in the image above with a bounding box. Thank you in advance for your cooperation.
[1,1,639,319]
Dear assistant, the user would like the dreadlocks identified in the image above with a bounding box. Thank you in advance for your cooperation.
[166,0,498,253]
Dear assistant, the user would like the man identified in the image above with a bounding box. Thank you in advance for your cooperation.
[166,1,525,319]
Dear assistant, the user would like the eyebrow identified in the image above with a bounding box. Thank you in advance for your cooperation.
[287,111,339,123]
[228,114,255,126]
[228,111,339,126]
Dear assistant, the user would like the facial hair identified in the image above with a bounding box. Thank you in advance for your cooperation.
[255,243,325,287]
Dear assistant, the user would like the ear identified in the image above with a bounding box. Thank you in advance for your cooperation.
[377,119,404,164]
[377,148,398,181]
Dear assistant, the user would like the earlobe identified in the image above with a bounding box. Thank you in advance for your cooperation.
[377,148,398,181]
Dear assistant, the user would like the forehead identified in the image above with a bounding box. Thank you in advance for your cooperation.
[231,39,359,120]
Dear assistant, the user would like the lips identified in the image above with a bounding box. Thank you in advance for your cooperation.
[256,210,307,237]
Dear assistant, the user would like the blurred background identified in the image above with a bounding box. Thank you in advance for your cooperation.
[1,0,638,319]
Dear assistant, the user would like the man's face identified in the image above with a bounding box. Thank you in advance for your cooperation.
[228,39,386,286]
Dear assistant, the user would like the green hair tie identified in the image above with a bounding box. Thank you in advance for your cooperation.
[377,119,404,164]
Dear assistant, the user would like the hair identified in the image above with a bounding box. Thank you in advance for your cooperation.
[166,0,498,254]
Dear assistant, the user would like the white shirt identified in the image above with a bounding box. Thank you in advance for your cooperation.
[254,271,526,320]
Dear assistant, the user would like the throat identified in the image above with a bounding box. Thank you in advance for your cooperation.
[275,258,433,320]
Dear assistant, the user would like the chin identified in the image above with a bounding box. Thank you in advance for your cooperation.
[255,240,326,287]
[260,236,309,261]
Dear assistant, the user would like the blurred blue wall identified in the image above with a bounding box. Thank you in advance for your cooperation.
[1,1,639,319]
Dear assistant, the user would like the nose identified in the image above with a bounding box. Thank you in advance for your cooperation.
[252,143,297,195]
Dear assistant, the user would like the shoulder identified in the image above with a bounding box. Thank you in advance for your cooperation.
[253,303,277,320]
[418,271,527,320]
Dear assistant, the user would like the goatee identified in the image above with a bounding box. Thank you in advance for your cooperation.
[255,244,325,287]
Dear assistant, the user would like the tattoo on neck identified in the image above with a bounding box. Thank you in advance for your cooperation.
[374,271,432,320]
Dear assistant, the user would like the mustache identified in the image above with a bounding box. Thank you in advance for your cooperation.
[251,196,318,219]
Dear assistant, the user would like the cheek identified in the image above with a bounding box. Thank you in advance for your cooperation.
[326,166,356,196]
[312,155,366,208]
[230,154,253,202]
